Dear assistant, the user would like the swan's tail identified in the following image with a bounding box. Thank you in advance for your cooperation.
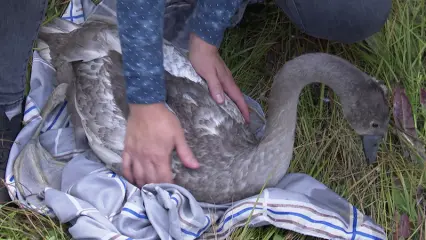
[36,18,81,65]
[36,16,122,88]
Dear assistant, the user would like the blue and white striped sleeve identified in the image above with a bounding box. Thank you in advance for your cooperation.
[116,0,166,104]
[189,0,244,48]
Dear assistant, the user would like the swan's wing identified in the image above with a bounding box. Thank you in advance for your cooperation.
[167,78,229,138]
[72,51,127,158]
[37,18,125,141]
[165,71,258,149]
[165,72,259,202]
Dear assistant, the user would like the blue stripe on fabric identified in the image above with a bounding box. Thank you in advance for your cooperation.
[62,14,84,20]
[45,101,67,131]
[120,186,381,239]
[212,206,383,240]
[267,208,352,233]
[171,192,211,238]
[70,0,73,20]
[216,207,263,232]
[24,106,37,115]
[109,172,126,189]
[351,205,358,240]
[122,207,148,219]
[168,192,179,205]
[267,208,382,239]
[181,216,211,237]
[118,176,127,189]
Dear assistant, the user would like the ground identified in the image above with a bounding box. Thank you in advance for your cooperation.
[1,0,425,239]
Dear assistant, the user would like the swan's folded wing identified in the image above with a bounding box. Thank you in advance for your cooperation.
[165,72,256,143]
[73,51,127,156]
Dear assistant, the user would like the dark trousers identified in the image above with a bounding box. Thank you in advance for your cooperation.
[0,0,391,111]
[0,0,48,111]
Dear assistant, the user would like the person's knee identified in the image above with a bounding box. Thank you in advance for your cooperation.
[276,0,392,44]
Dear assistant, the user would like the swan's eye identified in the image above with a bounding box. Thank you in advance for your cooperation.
[371,122,379,128]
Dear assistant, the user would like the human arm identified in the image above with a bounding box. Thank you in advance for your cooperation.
[188,0,245,48]
[116,0,166,105]
[187,0,250,122]
[116,0,199,187]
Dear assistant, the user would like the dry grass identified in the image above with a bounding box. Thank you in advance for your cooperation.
[1,0,425,239]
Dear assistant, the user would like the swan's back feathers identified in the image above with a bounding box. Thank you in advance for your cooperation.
[38,19,121,64]
[73,51,128,156]
[36,18,80,66]
[165,72,261,202]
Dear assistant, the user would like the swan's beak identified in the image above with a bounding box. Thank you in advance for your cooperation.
[362,135,383,164]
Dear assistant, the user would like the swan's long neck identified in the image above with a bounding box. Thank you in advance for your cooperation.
[250,53,366,185]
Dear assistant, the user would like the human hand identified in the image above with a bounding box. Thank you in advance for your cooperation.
[122,103,200,187]
[188,33,250,123]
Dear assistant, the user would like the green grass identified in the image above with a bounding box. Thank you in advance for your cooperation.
[2,0,426,239]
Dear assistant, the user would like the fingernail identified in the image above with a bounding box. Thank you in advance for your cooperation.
[215,93,224,103]
[191,159,200,167]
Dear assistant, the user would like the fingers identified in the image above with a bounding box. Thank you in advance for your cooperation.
[145,154,173,184]
[217,63,250,123]
[143,160,157,185]
[132,156,145,187]
[220,78,250,123]
[120,104,187,189]
[204,72,225,104]
[204,61,250,123]
[153,156,174,184]
[122,151,134,184]
[122,152,174,188]
[174,130,199,169]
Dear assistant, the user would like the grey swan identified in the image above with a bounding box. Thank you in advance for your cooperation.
[14,13,390,205]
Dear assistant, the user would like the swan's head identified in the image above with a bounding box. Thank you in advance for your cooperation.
[341,76,390,164]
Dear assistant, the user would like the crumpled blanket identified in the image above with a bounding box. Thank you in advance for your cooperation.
[4,0,387,239]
